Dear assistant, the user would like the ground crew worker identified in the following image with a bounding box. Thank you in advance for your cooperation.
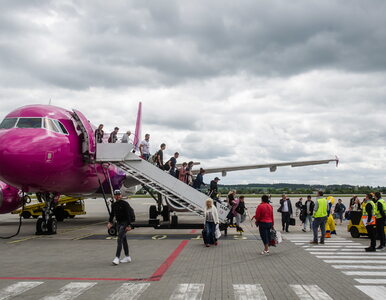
[310,191,328,245]
[363,193,377,252]
[374,192,385,250]
[107,190,135,265]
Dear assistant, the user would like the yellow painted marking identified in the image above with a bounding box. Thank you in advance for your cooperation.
[152,235,167,240]
[191,235,202,240]
[7,236,42,244]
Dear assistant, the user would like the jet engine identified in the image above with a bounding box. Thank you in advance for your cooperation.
[0,181,22,214]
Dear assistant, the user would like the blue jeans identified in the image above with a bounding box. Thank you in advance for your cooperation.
[258,222,272,245]
[304,215,312,230]
[204,221,216,245]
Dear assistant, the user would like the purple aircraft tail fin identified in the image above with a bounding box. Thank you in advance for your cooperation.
[133,102,142,152]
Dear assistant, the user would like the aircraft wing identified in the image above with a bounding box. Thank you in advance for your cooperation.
[192,157,339,176]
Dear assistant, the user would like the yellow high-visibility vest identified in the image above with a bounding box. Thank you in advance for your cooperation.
[313,198,328,218]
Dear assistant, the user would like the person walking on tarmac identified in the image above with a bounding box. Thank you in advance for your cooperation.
[278,194,293,232]
[374,192,386,250]
[363,193,377,252]
[252,195,274,255]
[107,190,135,265]
[310,191,328,245]
[203,199,219,247]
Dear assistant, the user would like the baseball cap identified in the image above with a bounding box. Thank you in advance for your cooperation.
[113,189,122,195]
[214,177,220,180]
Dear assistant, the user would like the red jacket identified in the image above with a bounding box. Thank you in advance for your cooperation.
[254,202,274,225]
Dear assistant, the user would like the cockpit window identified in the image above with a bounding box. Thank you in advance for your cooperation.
[53,120,68,135]
[16,118,42,128]
[44,118,59,133]
[0,118,18,129]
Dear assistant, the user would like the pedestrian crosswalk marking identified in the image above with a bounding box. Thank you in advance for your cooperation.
[311,252,386,256]
[169,283,204,300]
[41,282,97,300]
[106,283,150,300]
[355,285,386,300]
[354,279,386,284]
[333,265,386,270]
[233,284,267,300]
[318,255,386,259]
[0,281,43,300]
[290,284,332,300]
[305,248,364,252]
[324,260,386,264]
[344,271,386,276]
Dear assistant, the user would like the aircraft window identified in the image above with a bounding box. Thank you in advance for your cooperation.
[53,120,68,135]
[0,118,18,129]
[16,118,42,128]
[44,118,59,133]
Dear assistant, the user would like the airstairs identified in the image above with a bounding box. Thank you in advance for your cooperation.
[95,144,229,223]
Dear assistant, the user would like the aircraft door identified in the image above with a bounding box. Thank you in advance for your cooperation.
[71,109,96,163]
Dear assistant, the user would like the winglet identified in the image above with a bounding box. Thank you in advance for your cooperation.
[335,155,339,167]
[133,102,142,152]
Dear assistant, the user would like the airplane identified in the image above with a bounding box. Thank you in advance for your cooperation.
[0,103,339,235]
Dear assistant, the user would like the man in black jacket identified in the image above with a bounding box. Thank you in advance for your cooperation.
[209,177,220,203]
[279,194,293,232]
[374,192,385,250]
[302,195,315,232]
[107,190,135,265]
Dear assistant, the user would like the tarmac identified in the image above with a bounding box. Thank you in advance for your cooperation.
[0,196,385,299]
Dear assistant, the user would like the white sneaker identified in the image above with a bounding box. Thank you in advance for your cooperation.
[112,257,120,265]
[120,256,131,263]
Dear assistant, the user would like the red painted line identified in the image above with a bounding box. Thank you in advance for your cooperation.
[0,240,189,282]
[146,240,189,281]
[190,229,197,234]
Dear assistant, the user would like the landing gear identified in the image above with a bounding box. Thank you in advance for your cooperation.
[149,205,158,219]
[162,205,170,222]
[35,192,59,235]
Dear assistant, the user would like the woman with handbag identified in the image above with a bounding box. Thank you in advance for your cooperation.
[252,195,274,255]
[203,199,219,247]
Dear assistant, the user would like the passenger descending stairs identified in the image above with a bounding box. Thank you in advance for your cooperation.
[95,145,229,222]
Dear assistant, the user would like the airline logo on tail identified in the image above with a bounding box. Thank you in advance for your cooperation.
[133,102,142,152]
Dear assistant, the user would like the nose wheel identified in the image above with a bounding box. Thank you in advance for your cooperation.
[35,192,59,235]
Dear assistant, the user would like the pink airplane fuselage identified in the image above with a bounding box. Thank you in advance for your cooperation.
[0,105,126,213]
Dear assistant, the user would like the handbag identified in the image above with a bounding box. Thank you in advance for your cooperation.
[290,218,296,226]
[215,224,221,239]
[269,229,277,247]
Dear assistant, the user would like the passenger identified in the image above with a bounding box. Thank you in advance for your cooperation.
[374,192,385,250]
[295,197,303,217]
[252,194,274,255]
[108,127,119,143]
[233,195,246,233]
[193,168,206,190]
[302,195,315,232]
[121,131,132,143]
[363,193,377,252]
[278,194,292,233]
[185,161,194,186]
[203,199,219,247]
[334,199,346,225]
[107,190,135,265]
[209,177,220,202]
[155,143,166,169]
[95,124,104,143]
[178,162,188,183]
[167,152,179,176]
[139,134,151,161]
[226,190,236,225]
[310,191,328,245]
[352,198,361,211]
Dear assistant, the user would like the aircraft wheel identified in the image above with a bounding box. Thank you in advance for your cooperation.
[54,207,65,222]
[69,215,75,219]
[47,218,57,234]
[108,223,117,236]
[21,211,31,219]
[149,205,158,219]
[162,206,170,222]
[33,215,38,219]
[171,215,178,227]
[350,227,360,238]
[36,218,46,234]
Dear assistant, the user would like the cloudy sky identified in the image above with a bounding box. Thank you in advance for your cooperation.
[1,0,385,186]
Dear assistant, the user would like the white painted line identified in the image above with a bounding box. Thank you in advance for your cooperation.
[307,246,365,248]
[344,271,386,276]
[290,284,332,300]
[106,283,150,300]
[355,285,386,300]
[311,252,386,256]
[233,284,267,300]
[318,256,386,259]
[355,279,386,284]
[41,282,97,300]
[324,260,386,264]
[290,240,354,243]
[305,248,364,252]
[295,243,305,245]
[333,265,386,270]
[0,282,44,300]
[169,284,204,300]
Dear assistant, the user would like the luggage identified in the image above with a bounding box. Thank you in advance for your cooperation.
[290,218,296,226]
[215,224,221,239]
